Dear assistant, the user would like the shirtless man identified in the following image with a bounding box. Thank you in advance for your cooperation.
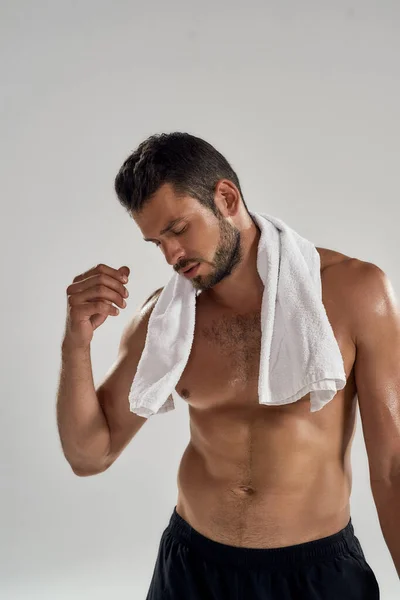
[57,132,400,598]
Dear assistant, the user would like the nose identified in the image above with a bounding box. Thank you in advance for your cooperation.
[161,239,185,268]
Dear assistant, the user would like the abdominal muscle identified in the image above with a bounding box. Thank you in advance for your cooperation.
[175,393,356,549]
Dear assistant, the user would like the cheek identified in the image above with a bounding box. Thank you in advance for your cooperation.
[195,226,219,255]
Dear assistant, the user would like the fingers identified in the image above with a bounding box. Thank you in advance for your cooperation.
[72,263,129,284]
[67,277,128,309]
[67,265,130,311]
[69,301,120,320]
[64,265,130,347]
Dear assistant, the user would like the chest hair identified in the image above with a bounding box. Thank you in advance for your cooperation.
[200,311,262,381]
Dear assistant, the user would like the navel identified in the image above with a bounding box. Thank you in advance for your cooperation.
[236,485,256,496]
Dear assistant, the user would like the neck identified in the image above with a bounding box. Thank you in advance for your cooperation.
[203,217,264,312]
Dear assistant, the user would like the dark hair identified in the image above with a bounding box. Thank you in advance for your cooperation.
[114,132,249,217]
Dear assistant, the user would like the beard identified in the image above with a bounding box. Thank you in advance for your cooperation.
[191,216,243,292]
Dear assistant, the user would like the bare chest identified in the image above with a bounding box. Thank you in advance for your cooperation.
[174,249,357,412]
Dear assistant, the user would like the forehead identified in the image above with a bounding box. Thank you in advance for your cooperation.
[132,183,196,230]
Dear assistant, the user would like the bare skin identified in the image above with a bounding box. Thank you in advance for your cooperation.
[87,180,398,563]
[116,182,366,549]
[171,248,359,548]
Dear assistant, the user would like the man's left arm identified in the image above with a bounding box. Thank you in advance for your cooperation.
[352,260,400,577]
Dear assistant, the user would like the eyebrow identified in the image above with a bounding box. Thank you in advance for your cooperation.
[143,217,186,242]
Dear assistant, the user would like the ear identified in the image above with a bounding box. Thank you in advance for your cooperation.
[214,179,241,217]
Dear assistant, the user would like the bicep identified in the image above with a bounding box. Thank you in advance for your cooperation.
[96,343,148,465]
[95,292,163,465]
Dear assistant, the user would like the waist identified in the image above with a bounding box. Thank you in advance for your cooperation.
[166,505,358,570]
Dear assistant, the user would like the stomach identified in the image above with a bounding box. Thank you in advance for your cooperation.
[175,402,354,548]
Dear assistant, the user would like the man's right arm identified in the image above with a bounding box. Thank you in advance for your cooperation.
[56,288,163,476]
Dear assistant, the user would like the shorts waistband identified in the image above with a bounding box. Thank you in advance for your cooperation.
[166,506,359,570]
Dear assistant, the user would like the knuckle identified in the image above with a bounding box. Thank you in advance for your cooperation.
[67,282,80,296]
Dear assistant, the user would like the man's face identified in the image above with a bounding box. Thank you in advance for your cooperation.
[133,183,243,292]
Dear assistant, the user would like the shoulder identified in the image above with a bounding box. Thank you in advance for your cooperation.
[316,246,385,287]
[316,247,396,339]
[142,286,164,308]
[316,247,356,296]
[119,287,165,350]
[326,256,391,305]
[316,246,353,271]
[321,252,396,344]
[344,260,397,346]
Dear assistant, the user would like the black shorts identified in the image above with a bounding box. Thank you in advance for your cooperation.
[146,506,380,599]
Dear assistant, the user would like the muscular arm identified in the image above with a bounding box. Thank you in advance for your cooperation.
[351,260,400,576]
[95,287,164,469]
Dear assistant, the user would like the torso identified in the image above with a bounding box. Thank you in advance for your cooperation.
[172,248,360,548]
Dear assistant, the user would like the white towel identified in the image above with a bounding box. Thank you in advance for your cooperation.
[128,212,347,417]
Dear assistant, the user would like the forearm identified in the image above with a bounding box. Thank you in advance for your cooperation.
[56,340,111,474]
[372,479,400,578]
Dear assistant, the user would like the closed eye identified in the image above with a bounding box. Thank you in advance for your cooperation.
[151,226,187,247]
[174,227,187,236]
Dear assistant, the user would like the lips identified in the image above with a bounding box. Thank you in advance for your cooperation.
[181,263,198,274]
[180,263,200,278]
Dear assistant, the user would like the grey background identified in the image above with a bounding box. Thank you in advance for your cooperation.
[1,0,399,598]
